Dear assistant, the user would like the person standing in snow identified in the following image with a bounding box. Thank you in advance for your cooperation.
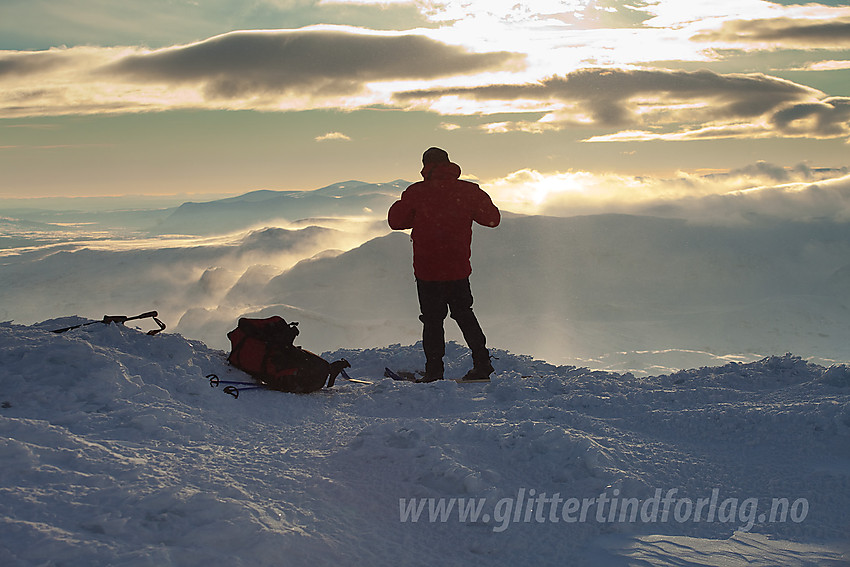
[388,147,501,382]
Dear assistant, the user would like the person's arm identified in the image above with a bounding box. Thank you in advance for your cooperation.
[388,189,416,230]
[474,188,500,228]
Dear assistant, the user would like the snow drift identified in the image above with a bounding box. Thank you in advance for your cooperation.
[1,320,848,566]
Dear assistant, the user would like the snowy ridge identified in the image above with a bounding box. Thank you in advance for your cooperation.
[1,321,848,566]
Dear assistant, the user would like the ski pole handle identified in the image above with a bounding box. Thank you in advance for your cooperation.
[125,311,158,322]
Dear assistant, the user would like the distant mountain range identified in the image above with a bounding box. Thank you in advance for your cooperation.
[151,180,409,235]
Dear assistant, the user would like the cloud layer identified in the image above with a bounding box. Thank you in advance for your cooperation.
[7,37,835,143]
[107,29,522,98]
[693,17,850,48]
[484,162,850,223]
[0,27,522,117]
[2,2,850,147]
[397,67,850,141]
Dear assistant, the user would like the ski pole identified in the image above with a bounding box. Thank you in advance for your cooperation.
[222,385,267,398]
[52,310,166,335]
[207,374,256,388]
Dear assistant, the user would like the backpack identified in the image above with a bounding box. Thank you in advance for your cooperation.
[226,316,348,393]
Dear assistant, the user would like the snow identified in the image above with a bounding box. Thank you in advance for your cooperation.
[1,320,848,566]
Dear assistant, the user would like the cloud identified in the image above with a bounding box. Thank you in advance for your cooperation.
[107,28,522,98]
[315,131,352,142]
[643,173,850,224]
[771,96,850,138]
[585,96,850,142]
[1,8,846,150]
[397,67,847,141]
[0,0,438,50]
[693,17,850,49]
[484,161,850,223]
[0,28,523,117]
[0,51,68,77]
[399,68,818,122]
[797,60,850,71]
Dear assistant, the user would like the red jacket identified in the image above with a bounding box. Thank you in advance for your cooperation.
[388,161,500,281]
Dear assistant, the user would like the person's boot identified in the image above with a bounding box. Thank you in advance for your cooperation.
[462,353,494,381]
[417,358,444,383]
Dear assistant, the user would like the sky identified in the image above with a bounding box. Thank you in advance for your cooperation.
[1,0,850,206]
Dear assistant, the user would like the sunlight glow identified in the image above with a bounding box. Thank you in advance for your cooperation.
[482,165,850,218]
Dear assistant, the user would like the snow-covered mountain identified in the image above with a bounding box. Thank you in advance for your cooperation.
[4,179,850,375]
[1,321,847,566]
[151,180,408,235]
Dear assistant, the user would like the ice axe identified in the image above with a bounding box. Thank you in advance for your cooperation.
[52,310,166,335]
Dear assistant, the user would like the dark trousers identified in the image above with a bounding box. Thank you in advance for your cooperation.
[416,278,488,370]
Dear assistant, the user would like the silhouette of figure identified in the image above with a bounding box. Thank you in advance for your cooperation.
[388,147,500,381]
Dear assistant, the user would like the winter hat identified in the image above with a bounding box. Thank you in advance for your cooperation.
[422,147,450,165]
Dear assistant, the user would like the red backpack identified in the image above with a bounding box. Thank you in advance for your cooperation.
[226,316,348,393]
